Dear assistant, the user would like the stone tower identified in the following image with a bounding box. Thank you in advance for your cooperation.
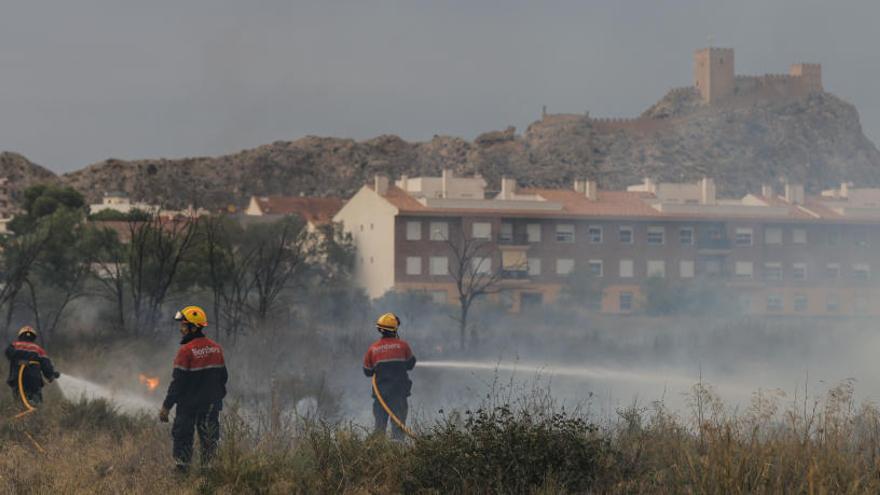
[694,47,735,103]
[790,63,823,93]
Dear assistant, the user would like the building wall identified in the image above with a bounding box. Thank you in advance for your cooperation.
[390,212,880,315]
[333,186,399,298]
[244,197,264,215]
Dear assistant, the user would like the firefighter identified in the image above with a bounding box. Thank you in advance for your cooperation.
[159,306,228,472]
[5,325,59,406]
[363,312,416,440]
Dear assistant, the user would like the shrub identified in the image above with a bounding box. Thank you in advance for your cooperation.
[403,406,613,494]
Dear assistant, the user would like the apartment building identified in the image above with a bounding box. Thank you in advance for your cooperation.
[333,171,880,316]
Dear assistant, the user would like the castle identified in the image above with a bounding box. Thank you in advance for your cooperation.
[693,47,822,104]
[537,47,824,135]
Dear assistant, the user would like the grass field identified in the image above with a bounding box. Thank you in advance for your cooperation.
[1,377,880,494]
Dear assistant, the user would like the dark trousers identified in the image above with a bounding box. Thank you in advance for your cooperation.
[10,386,41,406]
[172,403,220,468]
[373,393,408,440]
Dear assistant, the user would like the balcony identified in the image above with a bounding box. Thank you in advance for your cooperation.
[497,233,530,246]
[697,238,732,253]
[501,269,530,280]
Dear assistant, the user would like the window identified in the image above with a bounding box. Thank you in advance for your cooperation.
[527,258,541,276]
[853,264,871,281]
[430,290,448,304]
[527,223,542,243]
[472,257,491,275]
[556,258,575,275]
[703,258,723,276]
[405,257,422,275]
[828,230,841,246]
[679,260,695,278]
[735,261,753,279]
[855,295,868,314]
[766,294,784,312]
[826,293,840,312]
[619,291,634,312]
[429,222,448,241]
[521,292,544,309]
[499,222,513,242]
[619,259,634,278]
[472,222,492,240]
[735,227,753,246]
[763,262,782,281]
[647,226,665,245]
[764,227,782,245]
[793,294,808,312]
[825,263,840,280]
[619,226,633,244]
[556,224,575,243]
[792,228,807,244]
[854,230,869,247]
[679,227,694,246]
[502,251,527,272]
[792,263,807,281]
[588,225,603,244]
[406,221,422,240]
[588,259,603,277]
[429,256,448,275]
[647,260,666,278]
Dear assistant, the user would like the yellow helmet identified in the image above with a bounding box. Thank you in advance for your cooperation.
[376,312,400,332]
[17,325,37,338]
[174,306,208,327]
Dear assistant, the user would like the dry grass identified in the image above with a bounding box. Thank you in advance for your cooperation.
[2,380,880,494]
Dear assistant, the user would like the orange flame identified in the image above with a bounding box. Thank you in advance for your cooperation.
[138,374,160,392]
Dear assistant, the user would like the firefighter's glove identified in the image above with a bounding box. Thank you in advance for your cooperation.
[159,407,170,423]
[53,371,61,379]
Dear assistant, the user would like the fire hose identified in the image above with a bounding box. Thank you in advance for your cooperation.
[371,374,417,440]
[11,361,47,454]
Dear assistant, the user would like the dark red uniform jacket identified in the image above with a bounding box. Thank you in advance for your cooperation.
[5,340,56,392]
[162,331,228,412]
[363,336,416,398]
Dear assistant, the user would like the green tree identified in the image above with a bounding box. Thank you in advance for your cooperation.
[10,184,85,234]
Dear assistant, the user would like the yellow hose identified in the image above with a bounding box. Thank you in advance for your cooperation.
[14,362,38,419]
[371,374,416,439]
[12,361,46,454]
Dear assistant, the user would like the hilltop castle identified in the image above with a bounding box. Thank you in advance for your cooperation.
[536,47,825,134]
[693,47,822,104]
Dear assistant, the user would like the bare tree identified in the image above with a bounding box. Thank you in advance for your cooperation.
[243,216,311,328]
[85,224,128,331]
[444,223,508,350]
[126,213,198,336]
[202,216,256,341]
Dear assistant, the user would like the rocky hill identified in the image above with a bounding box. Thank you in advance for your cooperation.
[6,88,880,209]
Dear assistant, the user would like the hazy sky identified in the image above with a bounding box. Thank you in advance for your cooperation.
[1,0,878,173]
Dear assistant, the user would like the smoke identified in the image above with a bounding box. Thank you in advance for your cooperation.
[39,270,880,432]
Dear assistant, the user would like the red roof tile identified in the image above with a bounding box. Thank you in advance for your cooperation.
[253,196,344,224]
[372,185,880,223]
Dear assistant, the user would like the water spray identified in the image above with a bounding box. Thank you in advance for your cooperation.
[55,374,159,414]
